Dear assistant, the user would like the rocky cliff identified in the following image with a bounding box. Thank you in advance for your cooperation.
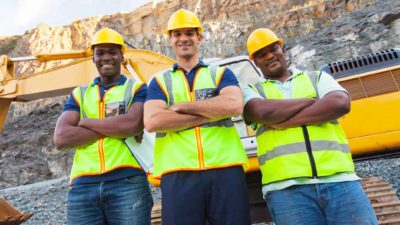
[1,0,400,189]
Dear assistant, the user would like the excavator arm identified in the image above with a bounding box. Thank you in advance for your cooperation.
[0,48,175,132]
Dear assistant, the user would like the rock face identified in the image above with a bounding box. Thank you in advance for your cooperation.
[2,0,399,75]
[0,0,400,189]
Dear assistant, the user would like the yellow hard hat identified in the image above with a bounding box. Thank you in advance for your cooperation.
[247,28,283,60]
[167,9,203,35]
[90,28,126,53]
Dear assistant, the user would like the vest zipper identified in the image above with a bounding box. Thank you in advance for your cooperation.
[301,125,318,178]
[98,99,105,173]
[191,92,205,169]
[180,69,205,169]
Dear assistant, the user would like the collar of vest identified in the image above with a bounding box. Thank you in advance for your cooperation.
[258,67,304,83]
[172,59,208,72]
[91,75,127,88]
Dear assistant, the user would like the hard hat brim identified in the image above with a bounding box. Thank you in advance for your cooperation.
[249,39,284,60]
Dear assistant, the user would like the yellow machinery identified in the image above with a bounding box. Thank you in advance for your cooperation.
[0,49,175,132]
[1,48,400,224]
[205,49,400,223]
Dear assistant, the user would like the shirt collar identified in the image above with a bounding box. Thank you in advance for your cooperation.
[91,75,127,88]
[172,59,208,72]
[257,66,303,83]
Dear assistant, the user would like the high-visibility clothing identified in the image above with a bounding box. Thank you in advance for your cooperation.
[153,66,249,177]
[70,78,143,182]
[250,71,354,185]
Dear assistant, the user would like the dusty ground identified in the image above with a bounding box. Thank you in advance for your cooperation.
[0,157,398,225]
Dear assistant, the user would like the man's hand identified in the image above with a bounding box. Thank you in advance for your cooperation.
[75,102,145,139]
[144,100,211,133]
[134,131,144,143]
[269,91,350,128]
[169,103,189,114]
[54,111,105,150]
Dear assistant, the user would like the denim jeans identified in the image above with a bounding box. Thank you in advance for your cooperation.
[67,175,153,225]
[264,180,378,225]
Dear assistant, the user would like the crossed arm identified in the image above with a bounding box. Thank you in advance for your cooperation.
[144,86,243,133]
[243,91,350,129]
[54,102,144,149]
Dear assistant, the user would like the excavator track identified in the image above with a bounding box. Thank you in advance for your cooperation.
[362,177,400,225]
[151,202,162,225]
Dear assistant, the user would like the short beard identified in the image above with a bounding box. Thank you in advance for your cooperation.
[264,66,285,79]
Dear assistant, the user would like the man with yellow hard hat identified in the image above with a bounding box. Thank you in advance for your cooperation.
[144,9,251,225]
[243,28,378,225]
[54,28,153,225]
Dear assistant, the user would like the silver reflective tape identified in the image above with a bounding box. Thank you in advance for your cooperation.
[201,118,234,128]
[156,132,166,138]
[254,83,267,99]
[258,141,350,165]
[80,85,89,119]
[124,79,134,110]
[163,71,174,105]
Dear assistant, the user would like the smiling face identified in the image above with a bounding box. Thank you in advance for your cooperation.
[253,43,288,80]
[93,43,123,79]
[169,28,202,60]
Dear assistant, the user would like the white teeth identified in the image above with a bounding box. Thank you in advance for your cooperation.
[102,64,113,69]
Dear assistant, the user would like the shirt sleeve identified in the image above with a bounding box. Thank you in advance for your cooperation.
[241,85,263,105]
[217,67,239,93]
[317,71,348,98]
[63,93,80,112]
[131,84,147,104]
[145,78,168,103]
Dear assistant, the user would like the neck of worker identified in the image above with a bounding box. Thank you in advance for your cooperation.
[176,54,201,72]
[265,68,292,83]
[100,73,121,87]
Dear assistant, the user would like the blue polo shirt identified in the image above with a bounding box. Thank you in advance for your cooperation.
[146,60,239,102]
[63,75,147,185]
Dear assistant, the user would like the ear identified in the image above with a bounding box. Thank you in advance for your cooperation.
[197,33,203,43]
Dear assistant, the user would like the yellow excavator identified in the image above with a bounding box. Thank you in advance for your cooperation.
[1,47,400,224]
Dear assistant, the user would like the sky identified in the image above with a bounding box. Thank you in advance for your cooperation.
[0,0,153,37]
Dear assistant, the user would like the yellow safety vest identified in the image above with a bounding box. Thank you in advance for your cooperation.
[70,78,144,182]
[153,66,249,177]
[250,71,354,185]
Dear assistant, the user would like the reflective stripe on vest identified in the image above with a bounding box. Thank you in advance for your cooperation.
[258,141,350,165]
[152,66,248,177]
[157,65,231,136]
[70,78,143,182]
[80,79,134,119]
[250,71,354,185]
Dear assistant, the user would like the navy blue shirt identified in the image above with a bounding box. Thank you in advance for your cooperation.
[146,60,239,102]
[63,75,147,184]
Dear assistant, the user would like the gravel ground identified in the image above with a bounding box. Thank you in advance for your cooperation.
[1,157,399,225]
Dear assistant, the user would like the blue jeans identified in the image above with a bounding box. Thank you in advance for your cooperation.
[264,181,378,225]
[67,175,153,225]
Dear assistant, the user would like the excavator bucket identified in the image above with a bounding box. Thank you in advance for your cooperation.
[0,198,32,225]
[0,99,11,132]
